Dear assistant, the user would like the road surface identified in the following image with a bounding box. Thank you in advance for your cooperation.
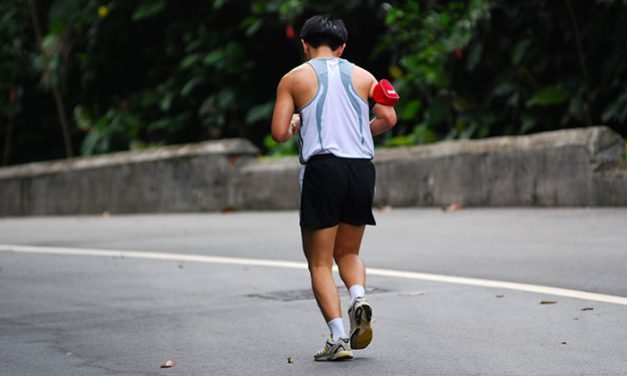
[1,208,626,375]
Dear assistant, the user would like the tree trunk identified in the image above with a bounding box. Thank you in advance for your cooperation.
[2,115,15,166]
[565,0,593,126]
[27,0,74,158]
[2,86,19,166]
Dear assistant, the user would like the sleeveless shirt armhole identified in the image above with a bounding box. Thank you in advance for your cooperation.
[339,59,369,106]
[298,62,321,112]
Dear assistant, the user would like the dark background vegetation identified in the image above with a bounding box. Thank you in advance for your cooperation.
[1,0,625,165]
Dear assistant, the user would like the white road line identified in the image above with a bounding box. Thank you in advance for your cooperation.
[2,244,627,306]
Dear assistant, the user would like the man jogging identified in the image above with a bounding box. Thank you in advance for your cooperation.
[271,15,398,361]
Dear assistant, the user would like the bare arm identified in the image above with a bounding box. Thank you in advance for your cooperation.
[354,69,397,136]
[271,75,297,143]
[370,104,397,136]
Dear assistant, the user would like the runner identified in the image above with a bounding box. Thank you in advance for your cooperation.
[271,14,398,361]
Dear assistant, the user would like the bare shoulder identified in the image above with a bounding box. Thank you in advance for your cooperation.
[351,64,377,99]
[351,65,376,82]
[280,63,317,108]
[284,63,316,83]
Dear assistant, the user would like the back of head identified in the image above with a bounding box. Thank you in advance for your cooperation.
[300,15,348,50]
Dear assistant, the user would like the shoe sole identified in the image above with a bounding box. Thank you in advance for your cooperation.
[350,302,373,350]
[315,351,354,361]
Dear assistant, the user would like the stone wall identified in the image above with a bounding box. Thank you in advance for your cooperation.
[0,139,258,216]
[371,126,625,207]
[0,127,624,216]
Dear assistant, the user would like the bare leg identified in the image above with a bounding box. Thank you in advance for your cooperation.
[301,225,341,322]
[333,223,367,290]
[332,223,373,349]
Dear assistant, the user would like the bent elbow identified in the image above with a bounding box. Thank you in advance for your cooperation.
[270,121,283,143]
[271,129,280,143]
[271,131,284,143]
[386,111,397,128]
[375,104,397,128]
[381,108,397,129]
[271,127,290,143]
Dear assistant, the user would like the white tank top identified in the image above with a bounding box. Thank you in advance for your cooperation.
[298,58,374,164]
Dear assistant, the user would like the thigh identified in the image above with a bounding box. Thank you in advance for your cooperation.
[334,223,366,258]
[301,225,338,267]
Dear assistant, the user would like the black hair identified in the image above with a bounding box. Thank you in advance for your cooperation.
[299,15,348,50]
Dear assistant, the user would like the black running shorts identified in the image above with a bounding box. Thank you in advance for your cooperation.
[300,154,376,229]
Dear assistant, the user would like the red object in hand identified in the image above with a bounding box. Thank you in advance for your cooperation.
[372,79,400,106]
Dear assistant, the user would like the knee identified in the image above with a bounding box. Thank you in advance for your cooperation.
[333,252,353,265]
[308,262,333,274]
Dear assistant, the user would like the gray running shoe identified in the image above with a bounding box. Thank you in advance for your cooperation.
[314,337,354,361]
[348,297,373,349]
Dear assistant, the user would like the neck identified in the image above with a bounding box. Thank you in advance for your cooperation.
[307,46,337,60]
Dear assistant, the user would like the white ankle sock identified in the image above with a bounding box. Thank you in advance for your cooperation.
[349,284,366,305]
[327,318,346,341]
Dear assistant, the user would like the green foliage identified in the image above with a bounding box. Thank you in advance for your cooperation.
[74,105,145,156]
[528,86,570,107]
[379,0,627,145]
[384,123,438,147]
[132,0,167,21]
[380,0,492,143]
[0,3,37,164]
[1,0,626,165]
[602,89,627,124]
[0,3,30,119]
[263,134,299,157]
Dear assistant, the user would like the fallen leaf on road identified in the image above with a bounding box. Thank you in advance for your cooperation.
[442,201,462,212]
[540,300,558,305]
[160,360,176,368]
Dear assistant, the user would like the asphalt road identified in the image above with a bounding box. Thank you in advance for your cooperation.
[1,208,626,375]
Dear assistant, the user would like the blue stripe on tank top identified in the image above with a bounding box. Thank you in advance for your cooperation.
[308,59,328,151]
[338,59,365,145]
